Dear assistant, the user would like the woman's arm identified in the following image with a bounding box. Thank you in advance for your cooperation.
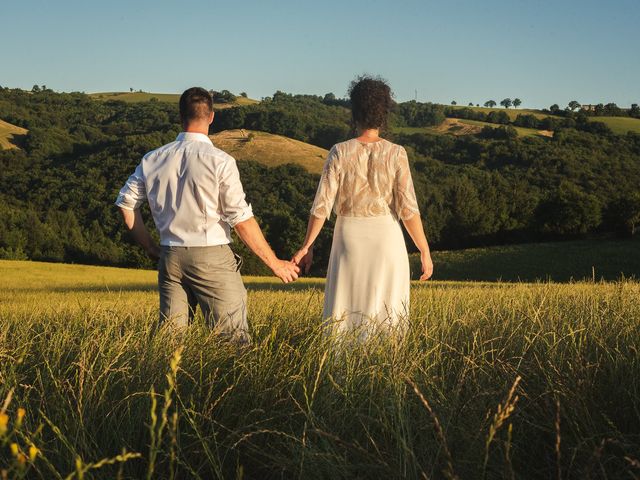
[292,214,326,273]
[292,146,339,273]
[402,214,433,280]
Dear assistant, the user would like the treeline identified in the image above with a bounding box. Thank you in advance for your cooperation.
[0,88,639,275]
[546,101,640,118]
[393,130,640,250]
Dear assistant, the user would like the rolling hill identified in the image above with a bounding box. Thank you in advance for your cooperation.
[210,129,328,174]
[393,118,551,138]
[0,119,28,149]
[590,116,640,134]
[449,105,640,134]
[89,91,258,110]
[410,236,640,282]
[449,105,549,120]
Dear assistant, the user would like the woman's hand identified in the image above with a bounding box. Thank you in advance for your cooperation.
[420,251,433,280]
[292,246,314,274]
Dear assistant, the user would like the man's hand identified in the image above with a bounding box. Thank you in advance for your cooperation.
[292,246,313,274]
[270,259,300,283]
[234,218,301,283]
[147,244,161,261]
[420,251,434,281]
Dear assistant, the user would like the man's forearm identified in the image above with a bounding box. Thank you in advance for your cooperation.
[233,217,278,269]
[119,208,159,258]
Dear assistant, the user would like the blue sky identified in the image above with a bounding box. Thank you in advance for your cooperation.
[2,0,639,108]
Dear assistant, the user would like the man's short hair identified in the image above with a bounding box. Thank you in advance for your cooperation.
[179,87,213,124]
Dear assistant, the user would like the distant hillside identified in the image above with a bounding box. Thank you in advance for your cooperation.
[210,129,328,174]
[411,236,640,282]
[591,116,640,135]
[0,119,27,149]
[447,105,640,135]
[393,118,550,138]
[89,91,258,110]
[449,105,549,121]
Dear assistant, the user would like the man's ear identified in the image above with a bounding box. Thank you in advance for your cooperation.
[209,111,215,125]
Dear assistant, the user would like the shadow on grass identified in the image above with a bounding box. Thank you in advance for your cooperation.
[45,279,327,294]
[244,279,325,292]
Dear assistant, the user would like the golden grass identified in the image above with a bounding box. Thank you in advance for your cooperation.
[1,259,639,478]
[210,129,328,173]
[0,119,28,150]
[89,92,259,110]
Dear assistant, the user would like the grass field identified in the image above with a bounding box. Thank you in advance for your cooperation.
[1,259,639,479]
[0,119,28,150]
[210,129,328,174]
[445,106,640,135]
[89,92,258,110]
[589,116,640,134]
[393,118,547,138]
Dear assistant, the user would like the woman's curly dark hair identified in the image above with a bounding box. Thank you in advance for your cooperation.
[348,75,393,130]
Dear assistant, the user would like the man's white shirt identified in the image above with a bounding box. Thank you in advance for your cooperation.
[115,132,253,246]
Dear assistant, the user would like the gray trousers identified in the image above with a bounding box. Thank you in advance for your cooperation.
[158,244,249,342]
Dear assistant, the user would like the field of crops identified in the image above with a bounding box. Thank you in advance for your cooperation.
[1,260,639,479]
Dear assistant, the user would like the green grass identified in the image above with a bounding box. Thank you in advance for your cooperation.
[589,116,640,134]
[1,259,639,478]
[412,236,640,282]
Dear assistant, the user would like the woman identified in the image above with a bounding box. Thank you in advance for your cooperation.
[292,76,433,338]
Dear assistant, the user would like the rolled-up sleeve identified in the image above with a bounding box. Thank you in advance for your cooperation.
[393,147,420,220]
[218,156,254,227]
[310,146,340,219]
[115,163,146,210]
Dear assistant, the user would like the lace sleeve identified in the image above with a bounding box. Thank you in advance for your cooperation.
[310,146,340,219]
[393,147,420,220]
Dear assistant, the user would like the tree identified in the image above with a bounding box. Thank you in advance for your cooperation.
[240,92,248,98]
[451,100,457,106]
[130,87,134,92]
[31,85,41,93]
[606,193,640,236]
[631,103,640,118]
[468,102,474,106]
[484,100,497,108]
[513,98,522,108]
[549,104,560,114]
[500,98,512,109]
[535,183,602,235]
[568,100,581,111]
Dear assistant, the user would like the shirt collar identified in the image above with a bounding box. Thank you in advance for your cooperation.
[176,132,213,145]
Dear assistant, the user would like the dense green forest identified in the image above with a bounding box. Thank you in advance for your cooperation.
[0,87,639,275]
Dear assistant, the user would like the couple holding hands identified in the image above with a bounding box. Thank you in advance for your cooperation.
[116,77,433,343]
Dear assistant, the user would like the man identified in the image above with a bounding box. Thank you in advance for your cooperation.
[115,87,299,341]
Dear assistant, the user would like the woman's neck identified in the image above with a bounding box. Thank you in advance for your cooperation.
[356,128,381,143]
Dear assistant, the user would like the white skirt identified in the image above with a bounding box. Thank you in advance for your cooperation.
[323,215,410,337]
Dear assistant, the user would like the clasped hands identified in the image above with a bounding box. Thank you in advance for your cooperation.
[270,245,313,284]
